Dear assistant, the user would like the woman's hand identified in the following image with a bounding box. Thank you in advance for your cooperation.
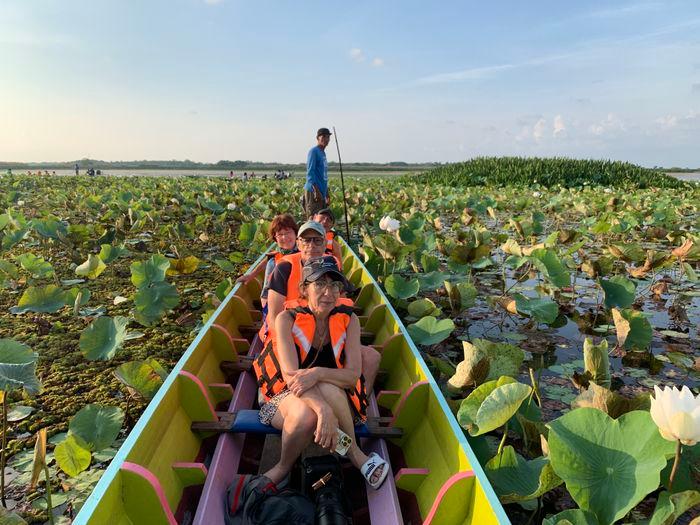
[286,368,319,397]
[235,274,252,284]
[314,405,338,451]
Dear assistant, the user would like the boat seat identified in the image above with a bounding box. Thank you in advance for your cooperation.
[191,409,403,438]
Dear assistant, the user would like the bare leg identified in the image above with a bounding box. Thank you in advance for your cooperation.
[360,345,381,395]
[263,394,316,485]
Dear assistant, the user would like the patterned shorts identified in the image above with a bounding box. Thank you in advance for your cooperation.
[258,388,365,427]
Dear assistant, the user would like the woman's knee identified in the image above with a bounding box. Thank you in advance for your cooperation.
[284,403,317,435]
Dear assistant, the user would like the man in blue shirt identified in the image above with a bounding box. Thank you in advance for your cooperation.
[304,127,331,218]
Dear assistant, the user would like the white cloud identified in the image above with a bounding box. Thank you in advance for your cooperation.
[349,48,365,63]
[655,110,700,130]
[589,113,626,136]
[553,114,566,137]
[371,57,384,67]
[533,118,547,142]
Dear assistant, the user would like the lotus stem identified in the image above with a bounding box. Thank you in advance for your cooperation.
[528,367,542,407]
[668,439,682,493]
[44,462,55,525]
[1,393,6,506]
[497,421,508,457]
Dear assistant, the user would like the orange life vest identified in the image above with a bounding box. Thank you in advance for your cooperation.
[253,303,367,419]
[324,230,342,270]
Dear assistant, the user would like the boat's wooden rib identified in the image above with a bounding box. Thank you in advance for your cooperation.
[74,240,510,525]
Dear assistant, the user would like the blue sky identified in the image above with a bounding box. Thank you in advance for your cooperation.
[2,0,700,166]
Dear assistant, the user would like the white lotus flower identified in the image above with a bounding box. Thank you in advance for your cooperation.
[650,385,700,445]
[17,200,25,206]
[379,215,400,233]
[604,188,613,194]
[226,202,237,210]
[532,191,541,198]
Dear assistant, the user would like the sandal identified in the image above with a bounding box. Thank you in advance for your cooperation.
[360,452,389,489]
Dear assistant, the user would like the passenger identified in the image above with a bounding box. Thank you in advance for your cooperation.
[255,257,389,489]
[312,208,343,266]
[266,221,381,394]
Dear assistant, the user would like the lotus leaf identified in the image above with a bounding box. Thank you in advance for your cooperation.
[572,382,650,418]
[608,243,646,263]
[15,253,54,278]
[611,308,652,351]
[406,298,441,318]
[64,287,92,308]
[98,244,130,264]
[238,222,257,244]
[133,282,180,326]
[417,271,450,291]
[166,255,200,276]
[444,280,477,312]
[384,274,420,300]
[31,217,67,239]
[547,408,676,525]
[406,316,455,346]
[542,509,599,525]
[10,284,66,314]
[7,404,34,422]
[75,254,106,279]
[458,376,517,434]
[599,276,636,309]
[55,435,91,477]
[582,338,610,388]
[0,260,19,279]
[529,249,570,288]
[0,508,30,524]
[0,338,40,394]
[68,404,124,452]
[473,382,532,436]
[79,316,129,360]
[114,358,168,400]
[485,445,562,504]
[420,253,439,272]
[1,228,29,251]
[648,490,700,525]
[214,258,237,272]
[514,294,559,324]
[130,254,170,287]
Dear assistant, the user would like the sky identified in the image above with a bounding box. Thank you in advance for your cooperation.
[2,0,700,166]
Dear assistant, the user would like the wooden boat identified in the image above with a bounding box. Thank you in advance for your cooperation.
[75,239,510,525]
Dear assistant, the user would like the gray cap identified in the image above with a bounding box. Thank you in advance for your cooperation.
[297,220,326,237]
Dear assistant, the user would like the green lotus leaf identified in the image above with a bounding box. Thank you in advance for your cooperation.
[1,228,29,251]
[473,382,532,436]
[385,274,420,300]
[547,408,676,525]
[30,217,67,239]
[7,404,34,422]
[114,358,168,400]
[406,298,441,318]
[420,253,440,272]
[599,276,636,309]
[608,243,646,263]
[130,254,170,288]
[238,222,257,244]
[406,315,455,346]
[682,262,697,282]
[661,442,700,492]
[68,404,124,451]
[418,271,450,291]
[542,509,599,525]
[0,507,30,524]
[0,338,40,395]
[529,248,570,288]
[63,287,92,307]
[10,284,67,313]
[79,316,129,361]
[166,255,200,276]
[98,244,130,264]
[474,339,525,381]
[214,258,237,273]
[444,280,477,312]
[133,282,180,326]
[611,308,652,351]
[457,376,516,434]
[75,254,106,279]
[582,338,610,388]
[55,435,91,477]
[514,294,559,324]
[648,490,700,525]
[485,445,562,503]
[15,253,54,279]
[0,259,19,279]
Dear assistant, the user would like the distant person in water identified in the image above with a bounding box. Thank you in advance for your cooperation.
[304,127,331,218]
[75,163,79,176]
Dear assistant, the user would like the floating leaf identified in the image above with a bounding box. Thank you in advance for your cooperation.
[31,217,67,239]
[238,223,258,244]
[55,435,91,477]
[64,287,91,307]
[449,339,524,391]
[114,358,168,400]
[0,507,30,524]
[0,338,40,394]
[406,316,455,346]
[15,253,54,279]
[133,282,180,326]
[79,316,129,361]
[514,294,559,324]
[406,298,441,318]
[130,254,170,288]
[611,308,652,351]
[572,382,650,418]
[417,271,450,291]
[75,254,107,279]
[7,404,34,422]
[444,280,477,313]
[10,284,66,314]
[547,408,675,525]
[599,276,636,309]
[384,274,420,300]
[69,404,124,451]
[166,255,200,276]
[214,258,237,273]
[485,445,562,503]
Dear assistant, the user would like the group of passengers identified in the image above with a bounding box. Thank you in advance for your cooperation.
[235,209,389,490]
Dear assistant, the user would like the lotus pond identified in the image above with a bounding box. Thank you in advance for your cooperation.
[0,161,698,524]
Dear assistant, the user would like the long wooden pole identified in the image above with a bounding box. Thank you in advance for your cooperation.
[332,126,351,243]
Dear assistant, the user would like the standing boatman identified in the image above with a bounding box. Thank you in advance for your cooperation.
[304,127,331,218]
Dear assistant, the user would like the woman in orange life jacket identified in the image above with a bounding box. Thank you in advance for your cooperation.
[312,208,342,266]
[255,257,389,489]
[266,222,381,394]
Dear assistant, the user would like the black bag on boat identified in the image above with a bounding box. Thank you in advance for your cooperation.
[225,474,315,525]
[301,455,353,525]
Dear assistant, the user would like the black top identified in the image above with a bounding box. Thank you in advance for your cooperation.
[268,260,293,297]
[299,342,337,370]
